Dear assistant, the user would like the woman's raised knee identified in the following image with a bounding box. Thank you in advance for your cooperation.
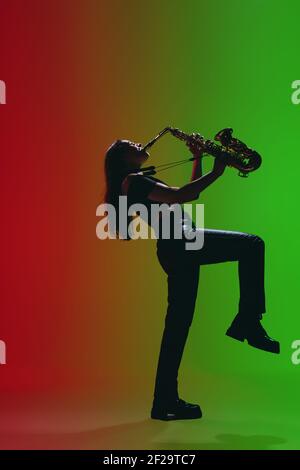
[247,233,265,249]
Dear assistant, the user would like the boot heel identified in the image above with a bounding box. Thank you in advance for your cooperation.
[226,328,246,342]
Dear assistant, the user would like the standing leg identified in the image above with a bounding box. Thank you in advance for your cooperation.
[152,262,200,407]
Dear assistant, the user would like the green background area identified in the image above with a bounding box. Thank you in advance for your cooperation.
[2,0,300,449]
[108,0,300,449]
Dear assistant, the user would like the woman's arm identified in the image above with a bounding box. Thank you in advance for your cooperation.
[190,152,204,181]
[187,140,204,181]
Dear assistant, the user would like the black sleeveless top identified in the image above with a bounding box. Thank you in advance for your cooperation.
[124,174,196,249]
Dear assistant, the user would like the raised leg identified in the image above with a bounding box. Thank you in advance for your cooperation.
[182,229,266,317]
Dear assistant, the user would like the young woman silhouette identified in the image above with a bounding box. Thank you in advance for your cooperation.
[104,138,279,421]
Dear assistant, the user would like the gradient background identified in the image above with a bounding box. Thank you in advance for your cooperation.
[0,0,300,449]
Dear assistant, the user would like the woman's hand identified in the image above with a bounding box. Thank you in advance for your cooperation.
[186,133,205,158]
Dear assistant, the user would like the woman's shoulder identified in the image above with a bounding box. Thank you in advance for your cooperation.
[121,172,143,195]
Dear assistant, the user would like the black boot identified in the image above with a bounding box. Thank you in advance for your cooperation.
[151,398,202,421]
[226,313,280,354]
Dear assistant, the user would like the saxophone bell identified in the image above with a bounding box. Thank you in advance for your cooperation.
[214,128,262,177]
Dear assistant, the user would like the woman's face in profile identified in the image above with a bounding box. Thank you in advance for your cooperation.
[122,140,149,168]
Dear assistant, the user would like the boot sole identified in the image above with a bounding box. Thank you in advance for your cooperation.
[151,410,202,421]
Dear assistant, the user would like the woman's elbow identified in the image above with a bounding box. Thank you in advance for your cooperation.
[176,188,199,203]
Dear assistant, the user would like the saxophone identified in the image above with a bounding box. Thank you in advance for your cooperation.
[142,126,262,177]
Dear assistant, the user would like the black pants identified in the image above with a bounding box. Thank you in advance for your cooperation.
[153,229,266,405]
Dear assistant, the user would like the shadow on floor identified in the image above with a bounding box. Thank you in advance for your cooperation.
[0,418,287,450]
[156,433,286,450]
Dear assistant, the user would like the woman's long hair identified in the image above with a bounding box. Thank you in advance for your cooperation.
[104,140,133,239]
